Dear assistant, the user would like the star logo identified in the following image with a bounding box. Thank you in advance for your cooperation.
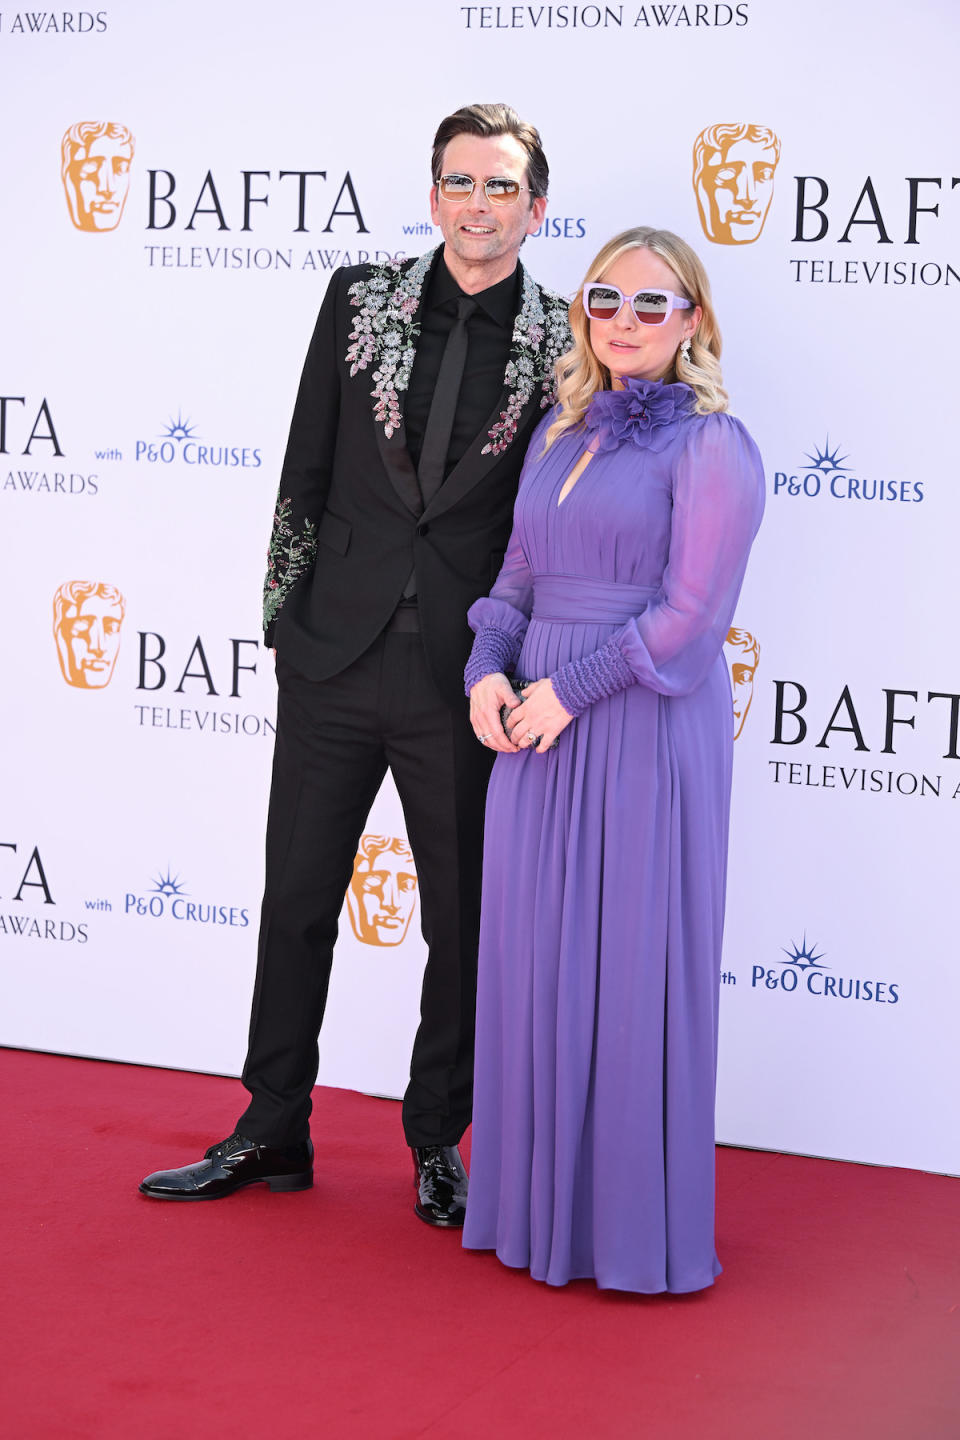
[781,935,829,972]
[802,439,851,477]
[149,868,188,898]
[160,412,198,443]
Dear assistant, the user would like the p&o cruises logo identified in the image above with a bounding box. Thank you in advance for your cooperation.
[751,935,899,1006]
[529,216,587,243]
[773,438,923,506]
[134,412,262,470]
[124,868,250,928]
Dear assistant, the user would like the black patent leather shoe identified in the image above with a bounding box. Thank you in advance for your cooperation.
[139,1132,313,1201]
[411,1144,468,1228]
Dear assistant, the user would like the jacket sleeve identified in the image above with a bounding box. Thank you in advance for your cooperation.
[551,413,765,715]
[262,271,345,642]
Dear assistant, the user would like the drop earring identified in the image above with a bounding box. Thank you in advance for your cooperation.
[679,337,692,363]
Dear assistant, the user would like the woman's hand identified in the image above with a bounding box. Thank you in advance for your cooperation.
[469,673,521,754]
[506,678,573,754]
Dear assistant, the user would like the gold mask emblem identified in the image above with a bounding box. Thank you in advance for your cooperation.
[693,125,780,245]
[61,121,135,232]
[53,581,126,688]
[346,834,418,947]
[725,627,760,739]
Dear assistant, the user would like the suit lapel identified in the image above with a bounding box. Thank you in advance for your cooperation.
[374,420,423,517]
[421,393,523,521]
[349,250,438,518]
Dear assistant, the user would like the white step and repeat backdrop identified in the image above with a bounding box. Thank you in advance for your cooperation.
[2,0,957,1174]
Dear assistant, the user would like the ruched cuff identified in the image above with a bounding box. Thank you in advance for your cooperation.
[464,627,523,696]
[550,635,636,718]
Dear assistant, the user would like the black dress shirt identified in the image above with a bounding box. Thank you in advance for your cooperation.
[404,248,520,482]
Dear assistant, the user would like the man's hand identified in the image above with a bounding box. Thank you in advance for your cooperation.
[506,678,573,754]
[469,672,521,754]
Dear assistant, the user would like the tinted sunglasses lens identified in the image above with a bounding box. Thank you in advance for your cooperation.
[485,177,521,205]
[631,290,671,325]
[584,285,623,321]
[439,175,474,201]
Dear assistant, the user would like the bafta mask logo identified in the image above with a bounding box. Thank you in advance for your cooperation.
[693,124,781,245]
[53,580,126,688]
[725,627,760,739]
[346,834,418,947]
[61,121,135,232]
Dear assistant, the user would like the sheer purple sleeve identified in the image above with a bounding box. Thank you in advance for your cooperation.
[464,465,539,694]
[551,414,765,714]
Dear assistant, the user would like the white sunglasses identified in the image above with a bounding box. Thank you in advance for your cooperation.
[582,283,693,327]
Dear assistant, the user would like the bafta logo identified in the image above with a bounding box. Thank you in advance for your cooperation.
[61,121,135,232]
[725,628,760,739]
[346,835,419,947]
[53,581,126,688]
[693,124,781,245]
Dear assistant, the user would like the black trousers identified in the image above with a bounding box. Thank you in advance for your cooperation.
[237,628,494,1148]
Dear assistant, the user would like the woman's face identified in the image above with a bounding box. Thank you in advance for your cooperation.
[587,247,701,387]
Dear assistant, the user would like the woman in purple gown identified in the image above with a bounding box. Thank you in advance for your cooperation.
[462,228,764,1293]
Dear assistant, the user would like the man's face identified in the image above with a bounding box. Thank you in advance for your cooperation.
[66,137,132,231]
[429,132,546,287]
[347,845,418,946]
[56,593,124,688]
[699,137,777,244]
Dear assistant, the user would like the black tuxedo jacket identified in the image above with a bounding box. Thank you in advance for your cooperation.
[263,249,571,707]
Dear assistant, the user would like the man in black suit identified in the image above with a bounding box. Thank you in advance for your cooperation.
[140,103,571,1224]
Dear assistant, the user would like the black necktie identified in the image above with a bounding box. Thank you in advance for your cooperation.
[417,295,477,508]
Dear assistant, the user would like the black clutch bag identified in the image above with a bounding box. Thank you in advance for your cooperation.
[499,677,560,750]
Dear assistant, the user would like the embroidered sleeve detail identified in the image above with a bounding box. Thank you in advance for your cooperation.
[550,636,635,718]
[262,496,318,629]
[464,627,523,695]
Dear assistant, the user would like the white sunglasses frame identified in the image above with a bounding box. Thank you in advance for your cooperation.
[582,283,694,326]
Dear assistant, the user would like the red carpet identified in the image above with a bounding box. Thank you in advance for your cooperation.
[2,1048,957,1439]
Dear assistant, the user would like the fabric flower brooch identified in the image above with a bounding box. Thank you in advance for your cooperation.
[583,376,693,454]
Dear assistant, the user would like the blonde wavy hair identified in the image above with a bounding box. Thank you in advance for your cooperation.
[544,226,727,451]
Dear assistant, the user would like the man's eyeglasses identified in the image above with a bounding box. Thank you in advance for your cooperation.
[438,173,532,207]
[582,283,693,327]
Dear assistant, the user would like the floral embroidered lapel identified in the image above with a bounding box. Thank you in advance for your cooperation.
[345,248,570,515]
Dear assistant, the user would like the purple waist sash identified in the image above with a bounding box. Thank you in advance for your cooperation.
[531,574,657,625]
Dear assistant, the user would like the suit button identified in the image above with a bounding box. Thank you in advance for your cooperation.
[417,523,429,536]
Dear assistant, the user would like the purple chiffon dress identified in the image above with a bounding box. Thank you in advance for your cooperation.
[461,377,764,1293]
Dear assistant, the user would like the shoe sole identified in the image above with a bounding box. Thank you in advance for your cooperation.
[138,1172,313,1201]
